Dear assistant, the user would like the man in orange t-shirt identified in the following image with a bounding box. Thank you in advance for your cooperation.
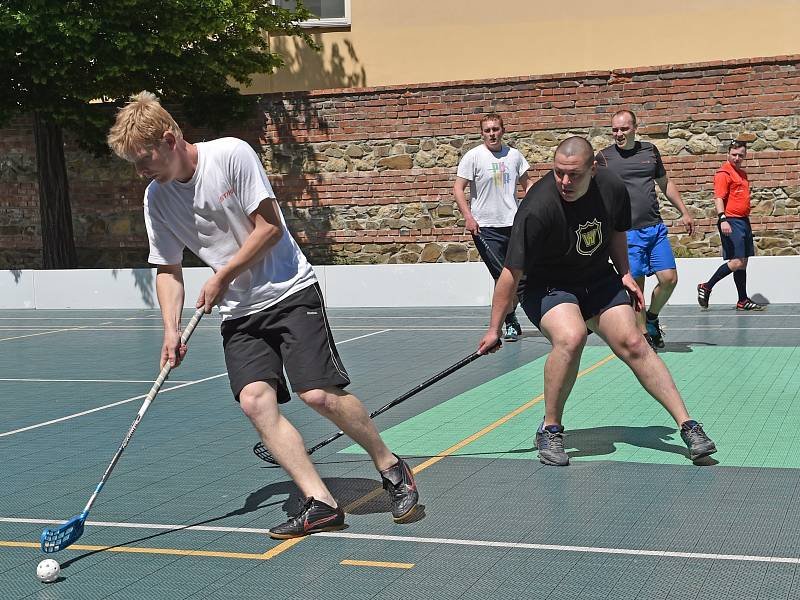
[697,141,765,310]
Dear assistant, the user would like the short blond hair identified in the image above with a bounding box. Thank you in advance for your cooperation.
[107,91,183,160]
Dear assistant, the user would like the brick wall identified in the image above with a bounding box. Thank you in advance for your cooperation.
[2,54,799,268]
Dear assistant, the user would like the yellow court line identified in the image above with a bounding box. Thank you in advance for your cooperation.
[0,537,303,561]
[344,353,617,513]
[341,559,414,569]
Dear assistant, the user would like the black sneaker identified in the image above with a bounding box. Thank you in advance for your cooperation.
[646,318,665,349]
[680,421,717,461]
[504,315,522,342]
[644,332,656,350]
[268,497,345,539]
[736,298,766,311]
[535,423,569,466]
[380,455,419,522]
[697,283,711,309]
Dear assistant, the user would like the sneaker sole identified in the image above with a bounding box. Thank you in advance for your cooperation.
[268,523,346,540]
[392,502,420,523]
[538,454,569,466]
[690,446,718,462]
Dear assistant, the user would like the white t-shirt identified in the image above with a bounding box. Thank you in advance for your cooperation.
[456,144,530,227]
[144,137,316,321]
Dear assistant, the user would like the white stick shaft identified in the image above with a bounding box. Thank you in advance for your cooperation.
[81,309,205,514]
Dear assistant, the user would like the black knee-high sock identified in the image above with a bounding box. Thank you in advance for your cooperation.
[706,263,732,289]
[733,269,747,301]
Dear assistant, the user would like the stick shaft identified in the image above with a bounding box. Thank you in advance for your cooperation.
[81,309,204,514]
[304,344,496,456]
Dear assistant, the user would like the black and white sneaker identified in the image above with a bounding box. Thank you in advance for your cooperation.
[504,315,522,342]
[646,317,665,349]
[268,497,345,539]
[697,283,712,309]
[736,298,766,311]
[380,455,419,522]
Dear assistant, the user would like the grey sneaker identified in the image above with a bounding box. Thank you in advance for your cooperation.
[680,421,717,461]
[536,423,569,466]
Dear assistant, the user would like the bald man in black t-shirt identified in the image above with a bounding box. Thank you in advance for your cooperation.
[478,137,716,467]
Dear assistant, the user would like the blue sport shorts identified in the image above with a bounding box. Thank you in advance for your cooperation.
[627,223,677,278]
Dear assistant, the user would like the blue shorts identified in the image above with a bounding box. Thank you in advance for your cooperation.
[627,223,677,278]
[720,217,755,260]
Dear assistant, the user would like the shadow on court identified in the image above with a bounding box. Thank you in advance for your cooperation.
[504,425,693,461]
[59,476,396,569]
[659,340,717,353]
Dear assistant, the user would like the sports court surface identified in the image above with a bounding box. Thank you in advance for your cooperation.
[2,305,800,599]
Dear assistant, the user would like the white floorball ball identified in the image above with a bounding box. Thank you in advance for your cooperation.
[36,558,60,583]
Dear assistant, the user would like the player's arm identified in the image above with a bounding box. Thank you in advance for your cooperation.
[519,172,534,194]
[656,175,694,235]
[196,199,284,313]
[712,171,732,236]
[478,266,522,353]
[156,264,187,368]
[453,176,479,235]
[609,230,644,311]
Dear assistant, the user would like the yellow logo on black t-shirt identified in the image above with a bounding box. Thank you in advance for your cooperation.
[575,219,602,256]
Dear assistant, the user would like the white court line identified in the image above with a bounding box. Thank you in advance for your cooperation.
[0,312,797,321]
[0,378,192,384]
[0,374,228,438]
[0,326,91,342]
[0,330,391,438]
[1,517,797,565]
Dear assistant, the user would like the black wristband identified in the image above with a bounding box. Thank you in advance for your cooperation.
[717,212,727,223]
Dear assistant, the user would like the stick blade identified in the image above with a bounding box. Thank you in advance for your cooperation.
[40,514,86,553]
[253,442,278,465]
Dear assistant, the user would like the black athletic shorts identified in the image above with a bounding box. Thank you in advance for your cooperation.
[220,282,351,403]
[521,274,631,329]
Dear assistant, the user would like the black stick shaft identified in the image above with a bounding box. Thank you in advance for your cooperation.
[302,342,499,456]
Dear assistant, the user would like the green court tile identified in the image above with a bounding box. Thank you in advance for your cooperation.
[343,346,800,468]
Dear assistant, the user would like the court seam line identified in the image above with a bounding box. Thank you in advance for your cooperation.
[3,519,798,565]
[0,330,392,439]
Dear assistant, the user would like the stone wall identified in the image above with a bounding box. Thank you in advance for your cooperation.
[1,55,799,268]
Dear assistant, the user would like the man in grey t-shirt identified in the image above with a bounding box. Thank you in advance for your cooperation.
[596,110,694,349]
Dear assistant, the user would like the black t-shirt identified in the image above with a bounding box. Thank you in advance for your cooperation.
[595,141,666,229]
[505,168,631,287]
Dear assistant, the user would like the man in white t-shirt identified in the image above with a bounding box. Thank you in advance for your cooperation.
[107,92,419,538]
[454,113,532,341]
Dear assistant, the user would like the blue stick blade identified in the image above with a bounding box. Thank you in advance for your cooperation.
[40,515,86,553]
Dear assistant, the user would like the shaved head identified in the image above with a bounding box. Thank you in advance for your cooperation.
[555,136,594,168]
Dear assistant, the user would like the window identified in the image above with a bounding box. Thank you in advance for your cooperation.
[274,0,350,28]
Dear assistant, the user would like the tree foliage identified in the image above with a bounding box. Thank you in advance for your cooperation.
[0,0,317,267]
[1,0,316,141]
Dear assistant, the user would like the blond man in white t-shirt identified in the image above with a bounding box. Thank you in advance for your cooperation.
[107,92,419,538]
[454,113,532,341]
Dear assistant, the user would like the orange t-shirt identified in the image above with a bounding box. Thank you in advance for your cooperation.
[714,161,750,218]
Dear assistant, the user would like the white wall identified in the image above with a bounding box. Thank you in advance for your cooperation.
[2,257,796,310]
